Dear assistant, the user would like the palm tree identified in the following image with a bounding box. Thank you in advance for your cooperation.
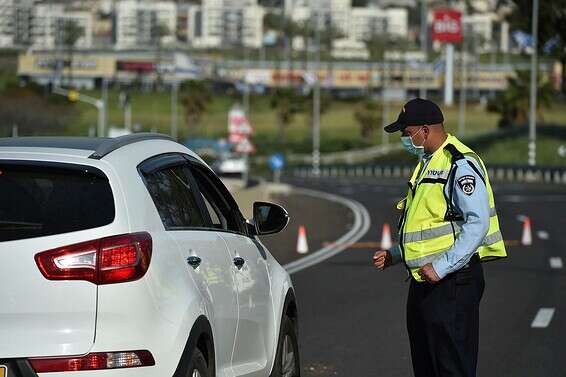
[61,20,84,88]
[181,80,212,135]
[355,97,383,138]
[320,20,344,92]
[487,69,555,128]
[364,33,387,94]
[269,87,303,141]
[264,12,301,87]
[153,22,170,90]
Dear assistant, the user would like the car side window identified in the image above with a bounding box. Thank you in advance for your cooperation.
[143,165,206,229]
[201,193,227,230]
[189,164,244,234]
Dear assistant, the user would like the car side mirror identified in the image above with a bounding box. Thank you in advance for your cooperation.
[251,201,289,236]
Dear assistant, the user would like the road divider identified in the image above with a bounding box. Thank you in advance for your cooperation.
[284,188,371,275]
[292,164,566,185]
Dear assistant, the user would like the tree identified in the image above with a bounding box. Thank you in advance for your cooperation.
[319,20,344,92]
[487,69,555,127]
[264,12,302,86]
[181,80,212,135]
[355,97,383,138]
[364,33,388,94]
[153,22,170,90]
[508,0,566,94]
[61,20,84,88]
[269,87,303,141]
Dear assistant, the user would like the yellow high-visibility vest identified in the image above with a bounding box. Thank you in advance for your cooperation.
[398,134,507,282]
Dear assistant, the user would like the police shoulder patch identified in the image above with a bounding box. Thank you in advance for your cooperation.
[457,175,476,195]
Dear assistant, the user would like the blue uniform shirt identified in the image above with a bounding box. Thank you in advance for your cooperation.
[388,154,490,279]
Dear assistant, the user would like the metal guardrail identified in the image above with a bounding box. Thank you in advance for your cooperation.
[292,164,566,185]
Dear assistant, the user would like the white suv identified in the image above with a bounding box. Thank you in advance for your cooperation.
[0,134,299,377]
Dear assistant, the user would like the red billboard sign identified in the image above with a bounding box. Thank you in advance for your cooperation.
[432,9,462,44]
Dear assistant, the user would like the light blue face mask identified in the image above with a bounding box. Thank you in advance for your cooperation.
[400,127,425,157]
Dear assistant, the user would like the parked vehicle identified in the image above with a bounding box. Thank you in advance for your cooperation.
[0,133,299,377]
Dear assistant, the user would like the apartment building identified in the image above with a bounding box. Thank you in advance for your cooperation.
[284,0,408,40]
[185,0,264,49]
[0,0,38,47]
[32,4,93,49]
[114,0,176,49]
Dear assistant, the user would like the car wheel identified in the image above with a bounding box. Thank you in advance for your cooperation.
[187,348,209,377]
[271,315,300,377]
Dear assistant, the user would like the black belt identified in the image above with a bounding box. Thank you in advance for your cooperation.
[458,253,479,272]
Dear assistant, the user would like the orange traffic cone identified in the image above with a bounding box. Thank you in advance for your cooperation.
[521,217,532,246]
[296,225,309,254]
[380,223,392,250]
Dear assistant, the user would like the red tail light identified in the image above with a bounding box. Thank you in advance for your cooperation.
[29,350,155,372]
[35,232,152,285]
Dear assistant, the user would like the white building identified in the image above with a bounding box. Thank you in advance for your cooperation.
[114,0,177,49]
[185,0,264,49]
[350,7,408,40]
[32,4,93,49]
[284,0,408,39]
[283,0,408,54]
[0,0,38,48]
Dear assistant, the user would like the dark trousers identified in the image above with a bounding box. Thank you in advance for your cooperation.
[407,258,485,377]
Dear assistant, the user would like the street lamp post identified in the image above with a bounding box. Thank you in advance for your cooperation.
[528,0,539,166]
[53,86,106,137]
[171,81,178,140]
[419,0,428,99]
[312,0,321,176]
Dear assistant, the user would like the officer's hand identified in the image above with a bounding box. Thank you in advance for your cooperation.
[373,250,392,270]
[418,263,440,284]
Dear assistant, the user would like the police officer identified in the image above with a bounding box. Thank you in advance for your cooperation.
[373,98,506,377]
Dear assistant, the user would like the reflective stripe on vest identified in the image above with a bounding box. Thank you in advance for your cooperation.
[399,135,507,282]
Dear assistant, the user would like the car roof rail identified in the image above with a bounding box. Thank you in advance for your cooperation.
[89,133,175,160]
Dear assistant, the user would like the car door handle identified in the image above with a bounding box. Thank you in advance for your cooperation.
[187,256,202,269]
[233,256,245,269]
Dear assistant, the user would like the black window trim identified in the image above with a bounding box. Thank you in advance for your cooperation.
[137,152,251,237]
[184,158,251,237]
[0,159,108,179]
[137,152,213,231]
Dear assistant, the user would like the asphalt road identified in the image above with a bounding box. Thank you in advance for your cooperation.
[280,175,566,377]
[260,191,354,266]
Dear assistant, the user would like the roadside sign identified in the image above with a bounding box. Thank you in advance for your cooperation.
[432,9,462,44]
[228,133,247,144]
[268,154,285,171]
[234,138,256,154]
[228,106,253,136]
[558,145,566,158]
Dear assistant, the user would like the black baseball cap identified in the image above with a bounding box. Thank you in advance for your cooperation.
[384,98,444,133]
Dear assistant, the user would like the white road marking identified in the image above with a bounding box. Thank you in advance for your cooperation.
[537,231,549,240]
[550,257,563,269]
[531,308,555,328]
[284,187,371,275]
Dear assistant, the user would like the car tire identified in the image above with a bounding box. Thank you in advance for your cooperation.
[187,348,209,377]
[270,315,300,377]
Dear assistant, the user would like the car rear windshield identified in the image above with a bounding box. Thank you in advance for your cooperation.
[0,161,115,242]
